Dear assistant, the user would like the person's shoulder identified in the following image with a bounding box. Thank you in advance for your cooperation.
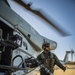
[51,52,57,57]
[37,52,43,58]
[51,52,55,55]
[37,52,44,60]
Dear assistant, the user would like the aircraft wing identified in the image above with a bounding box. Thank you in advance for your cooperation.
[0,1,57,52]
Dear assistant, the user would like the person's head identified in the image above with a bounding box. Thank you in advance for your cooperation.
[42,42,50,52]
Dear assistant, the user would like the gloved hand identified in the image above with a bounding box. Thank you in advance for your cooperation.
[63,66,66,72]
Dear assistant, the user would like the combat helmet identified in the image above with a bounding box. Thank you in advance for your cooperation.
[42,42,50,50]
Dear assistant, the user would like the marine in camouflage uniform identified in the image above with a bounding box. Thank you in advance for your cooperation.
[25,42,66,75]
[37,42,66,75]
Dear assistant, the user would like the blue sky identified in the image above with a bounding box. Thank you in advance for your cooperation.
[8,0,75,60]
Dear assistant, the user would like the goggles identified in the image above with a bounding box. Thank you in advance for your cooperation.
[45,45,50,47]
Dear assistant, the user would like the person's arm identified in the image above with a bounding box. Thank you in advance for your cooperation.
[53,54,66,71]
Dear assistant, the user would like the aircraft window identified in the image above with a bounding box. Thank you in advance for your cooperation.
[23,41,28,50]
[9,34,22,47]
[12,55,23,67]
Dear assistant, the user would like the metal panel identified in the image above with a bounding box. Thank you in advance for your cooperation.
[0,0,57,50]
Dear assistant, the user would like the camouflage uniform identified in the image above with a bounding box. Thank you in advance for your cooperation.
[37,51,66,75]
[26,42,66,75]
